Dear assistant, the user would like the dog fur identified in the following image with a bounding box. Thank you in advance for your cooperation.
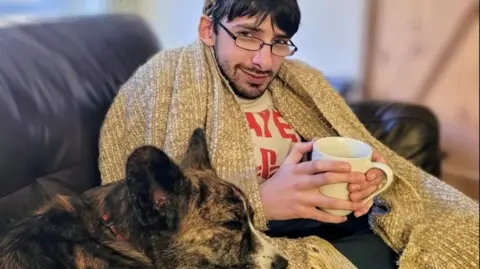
[0,128,288,269]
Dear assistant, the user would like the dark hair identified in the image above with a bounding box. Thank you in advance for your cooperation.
[203,0,301,38]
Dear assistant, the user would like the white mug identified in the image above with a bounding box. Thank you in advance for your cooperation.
[311,136,394,216]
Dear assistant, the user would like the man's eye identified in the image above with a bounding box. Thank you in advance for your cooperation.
[222,220,244,231]
[275,39,289,44]
[237,31,253,37]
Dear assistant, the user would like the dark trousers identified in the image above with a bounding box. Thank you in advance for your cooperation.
[266,212,398,269]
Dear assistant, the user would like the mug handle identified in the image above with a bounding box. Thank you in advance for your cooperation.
[360,162,394,204]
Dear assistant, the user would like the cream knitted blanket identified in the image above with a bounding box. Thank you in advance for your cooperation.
[99,40,479,269]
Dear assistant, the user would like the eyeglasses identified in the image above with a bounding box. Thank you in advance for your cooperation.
[215,21,298,57]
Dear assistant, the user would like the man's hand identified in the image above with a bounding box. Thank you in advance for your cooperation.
[259,141,365,224]
[348,149,386,217]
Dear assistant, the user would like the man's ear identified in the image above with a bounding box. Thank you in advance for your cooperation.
[198,14,215,47]
[125,145,185,227]
[180,128,213,171]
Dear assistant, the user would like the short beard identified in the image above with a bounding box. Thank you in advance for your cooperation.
[213,45,269,100]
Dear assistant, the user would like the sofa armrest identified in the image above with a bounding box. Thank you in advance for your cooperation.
[348,100,442,178]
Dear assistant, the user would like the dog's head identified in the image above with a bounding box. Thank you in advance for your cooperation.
[125,128,288,269]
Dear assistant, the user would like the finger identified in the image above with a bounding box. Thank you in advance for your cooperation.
[351,172,383,192]
[294,159,351,175]
[302,207,348,224]
[354,200,373,218]
[352,176,382,193]
[300,171,360,190]
[305,193,362,212]
[350,184,379,202]
[347,173,368,191]
[366,168,385,181]
[368,176,384,189]
[353,206,369,218]
[372,149,386,163]
[283,142,314,165]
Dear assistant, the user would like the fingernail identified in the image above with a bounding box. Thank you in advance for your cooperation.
[368,173,376,181]
[352,185,360,191]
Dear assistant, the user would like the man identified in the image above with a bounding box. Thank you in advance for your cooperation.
[99,0,479,268]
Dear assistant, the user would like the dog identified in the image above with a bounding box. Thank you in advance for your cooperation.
[0,128,288,269]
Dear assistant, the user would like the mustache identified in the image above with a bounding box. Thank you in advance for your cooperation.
[241,66,273,77]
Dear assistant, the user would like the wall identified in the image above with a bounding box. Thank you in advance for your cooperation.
[363,0,479,199]
[0,0,105,17]
[107,0,369,82]
[0,0,368,80]
[294,0,368,81]
[0,0,369,82]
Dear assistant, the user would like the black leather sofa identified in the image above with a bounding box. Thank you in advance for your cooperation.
[0,14,442,235]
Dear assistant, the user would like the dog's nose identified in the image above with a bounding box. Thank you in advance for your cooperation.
[271,254,288,269]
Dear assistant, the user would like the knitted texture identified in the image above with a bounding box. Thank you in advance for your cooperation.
[99,40,479,268]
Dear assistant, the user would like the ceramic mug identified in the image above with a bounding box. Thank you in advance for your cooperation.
[311,136,394,216]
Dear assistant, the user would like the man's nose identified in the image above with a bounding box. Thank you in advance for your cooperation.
[251,45,273,70]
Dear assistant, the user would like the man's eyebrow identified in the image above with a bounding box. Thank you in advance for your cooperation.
[233,23,263,32]
[233,23,290,39]
[274,33,290,39]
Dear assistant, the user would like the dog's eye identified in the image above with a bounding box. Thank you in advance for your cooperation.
[222,220,243,231]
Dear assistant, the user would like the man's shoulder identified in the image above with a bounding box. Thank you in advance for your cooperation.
[135,42,200,73]
[283,58,322,73]
[145,46,187,65]
[280,58,327,81]
[120,42,200,91]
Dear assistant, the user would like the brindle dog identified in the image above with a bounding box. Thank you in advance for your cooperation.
[0,128,288,269]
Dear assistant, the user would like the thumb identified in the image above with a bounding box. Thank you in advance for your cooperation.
[283,141,314,165]
[372,148,386,163]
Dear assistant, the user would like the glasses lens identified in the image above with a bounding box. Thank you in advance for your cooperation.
[235,36,297,57]
[236,36,263,51]
[272,44,295,56]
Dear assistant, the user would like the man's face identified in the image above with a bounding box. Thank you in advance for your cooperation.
[213,16,289,99]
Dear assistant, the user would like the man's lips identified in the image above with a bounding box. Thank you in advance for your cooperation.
[241,68,270,84]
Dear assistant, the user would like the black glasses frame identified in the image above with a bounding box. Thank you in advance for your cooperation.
[215,20,298,57]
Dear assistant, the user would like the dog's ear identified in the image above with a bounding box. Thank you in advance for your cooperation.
[125,145,186,227]
[180,128,213,171]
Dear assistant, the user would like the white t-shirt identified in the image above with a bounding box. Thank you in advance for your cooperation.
[236,90,301,181]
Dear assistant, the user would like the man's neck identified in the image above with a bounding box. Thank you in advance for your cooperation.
[234,89,270,106]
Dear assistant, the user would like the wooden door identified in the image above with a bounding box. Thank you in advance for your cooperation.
[363,0,479,199]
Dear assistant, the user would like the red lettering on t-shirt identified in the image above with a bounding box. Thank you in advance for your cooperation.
[246,110,273,138]
[272,111,299,142]
[256,148,279,179]
[245,112,262,136]
[268,165,280,178]
[245,108,299,180]
[258,110,272,137]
